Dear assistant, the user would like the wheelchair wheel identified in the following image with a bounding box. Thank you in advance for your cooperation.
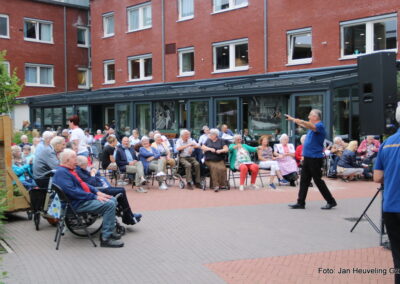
[115,223,126,236]
[65,212,103,237]
[179,180,185,189]
[200,178,206,190]
[34,212,41,231]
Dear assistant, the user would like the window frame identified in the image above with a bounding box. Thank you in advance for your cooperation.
[25,63,54,87]
[212,38,249,73]
[340,13,398,59]
[77,26,89,48]
[23,18,53,44]
[178,0,194,21]
[0,14,10,39]
[287,28,313,66]
[2,61,10,75]
[212,0,248,14]
[178,47,195,77]
[127,2,152,33]
[78,68,90,89]
[127,54,153,82]
[103,60,116,84]
[103,12,115,38]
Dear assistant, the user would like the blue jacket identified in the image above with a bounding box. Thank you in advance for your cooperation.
[52,166,99,209]
[337,150,361,168]
[76,166,104,187]
[139,146,161,174]
[115,145,139,172]
[12,163,33,182]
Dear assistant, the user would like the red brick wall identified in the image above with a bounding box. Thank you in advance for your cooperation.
[268,0,400,72]
[0,0,88,97]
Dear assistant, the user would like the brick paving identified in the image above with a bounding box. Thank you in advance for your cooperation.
[1,177,393,284]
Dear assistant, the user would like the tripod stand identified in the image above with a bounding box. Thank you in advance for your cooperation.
[350,186,388,247]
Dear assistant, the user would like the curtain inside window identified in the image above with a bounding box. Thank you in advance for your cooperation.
[0,17,7,36]
[40,67,52,85]
[215,0,229,11]
[39,23,51,42]
[143,6,152,27]
[235,0,248,6]
[26,66,37,83]
[181,0,194,18]
[24,21,36,39]
[129,9,139,30]
[78,70,87,86]
[106,16,114,34]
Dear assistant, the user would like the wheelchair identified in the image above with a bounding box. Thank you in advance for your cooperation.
[174,153,207,190]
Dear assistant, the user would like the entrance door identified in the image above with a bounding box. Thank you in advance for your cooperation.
[104,106,115,127]
[188,100,210,138]
[134,103,152,136]
[215,98,239,133]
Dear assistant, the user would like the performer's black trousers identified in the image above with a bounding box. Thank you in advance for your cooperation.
[383,212,400,284]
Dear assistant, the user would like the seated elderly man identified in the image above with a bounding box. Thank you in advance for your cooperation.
[357,135,380,164]
[19,134,32,149]
[75,156,142,225]
[176,129,201,189]
[53,149,124,248]
[330,136,348,157]
[115,137,147,193]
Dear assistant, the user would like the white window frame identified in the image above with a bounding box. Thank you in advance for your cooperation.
[178,0,194,21]
[178,47,195,76]
[103,12,115,38]
[213,38,249,73]
[287,28,312,65]
[340,13,398,60]
[103,60,115,84]
[1,61,10,75]
[0,14,10,39]
[128,54,152,82]
[212,0,248,14]
[127,2,152,33]
[78,68,90,89]
[25,63,54,87]
[23,18,53,44]
[77,26,89,48]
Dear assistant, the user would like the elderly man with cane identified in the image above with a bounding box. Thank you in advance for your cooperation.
[285,109,337,209]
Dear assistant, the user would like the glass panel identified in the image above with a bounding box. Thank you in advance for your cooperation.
[78,70,87,87]
[397,71,400,100]
[351,86,360,140]
[105,15,114,35]
[182,52,194,73]
[130,59,140,79]
[294,95,323,143]
[78,106,89,129]
[155,101,177,131]
[40,67,52,85]
[214,0,230,11]
[107,63,115,81]
[0,17,7,36]
[53,107,63,127]
[180,0,194,18]
[332,88,350,138]
[129,9,139,31]
[65,106,74,127]
[190,101,209,137]
[77,28,86,45]
[143,5,152,27]
[216,99,237,132]
[235,43,248,67]
[116,104,131,134]
[136,104,151,135]
[39,22,51,42]
[144,58,152,77]
[374,20,397,51]
[24,21,36,39]
[343,24,366,56]
[291,33,312,60]
[44,108,53,128]
[33,108,42,129]
[216,45,230,70]
[235,0,248,5]
[26,66,37,84]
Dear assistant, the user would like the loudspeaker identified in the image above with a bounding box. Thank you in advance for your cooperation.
[358,52,398,135]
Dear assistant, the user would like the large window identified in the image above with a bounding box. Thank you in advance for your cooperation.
[116,103,131,132]
[32,108,42,129]
[213,0,248,13]
[78,68,90,89]
[135,103,151,135]
[178,47,194,76]
[77,105,89,129]
[333,86,359,140]
[213,39,248,72]
[0,61,10,75]
[190,101,209,136]
[25,64,54,87]
[24,18,53,43]
[103,60,115,84]
[341,14,397,58]
[0,14,9,38]
[287,28,312,65]
[155,101,177,131]
[128,54,152,81]
[77,26,89,47]
[127,3,152,32]
[103,12,115,37]
[216,99,238,132]
[179,0,194,20]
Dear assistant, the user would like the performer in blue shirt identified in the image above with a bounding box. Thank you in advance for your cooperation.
[285,109,337,209]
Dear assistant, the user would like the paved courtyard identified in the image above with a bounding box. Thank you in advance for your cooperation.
[1,178,394,284]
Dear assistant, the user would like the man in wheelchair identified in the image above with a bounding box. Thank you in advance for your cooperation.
[53,149,124,248]
[75,155,142,226]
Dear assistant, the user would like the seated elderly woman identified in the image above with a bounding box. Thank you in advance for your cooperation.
[152,133,176,175]
[229,134,260,191]
[357,135,380,165]
[129,129,140,146]
[22,144,34,164]
[295,134,307,167]
[11,145,38,191]
[139,136,168,190]
[257,135,289,189]
[201,128,228,192]
[330,136,348,157]
[273,134,299,186]
[337,141,369,181]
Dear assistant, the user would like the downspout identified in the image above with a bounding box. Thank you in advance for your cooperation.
[64,6,68,93]
[161,0,165,82]
[87,7,92,87]
[264,0,268,73]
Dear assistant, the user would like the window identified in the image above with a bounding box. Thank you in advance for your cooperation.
[77,26,89,47]
[104,60,115,84]
[103,12,115,37]
[25,64,54,87]
[178,48,194,76]
[127,3,152,32]
[0,61,10,75]
[179,0,194,20]
[341,14,397,58]
[287,28,312,65]
[213,39,248,72]
[213,0,248,13]
[24,18,53,43]
[78,68,90,89]
[128,54,152,81]
[0,14,9,38]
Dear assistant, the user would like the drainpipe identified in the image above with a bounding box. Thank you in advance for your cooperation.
[161,0,165,82]
[87,7,92,86]
[64,6,68,93]
[264,0,268,73]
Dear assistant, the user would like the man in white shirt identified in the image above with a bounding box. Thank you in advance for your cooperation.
[198,126,210,145]
[68,115,88,157]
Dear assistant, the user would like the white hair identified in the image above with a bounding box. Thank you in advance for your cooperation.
[76,155,88,167]
[300,134,307,144]
[202,125,209,130]
[21,134,28,140]
[396,102,400,124]
[233,134,242,142]
[209,128,219,136]
[50,136,65,148]
[141,136,150,142]
[180,129,190,137]
[59,149,76,164]
[279,134,289,142]
[42,131,54,141]
[311,109,322,120]
[333,136,343,143]
[154,133,162,139]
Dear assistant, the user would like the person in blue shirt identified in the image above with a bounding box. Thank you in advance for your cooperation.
[285,109,337,210]
[374,103,400,283]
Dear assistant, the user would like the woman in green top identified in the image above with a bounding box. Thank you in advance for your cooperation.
[229,134,260,191]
